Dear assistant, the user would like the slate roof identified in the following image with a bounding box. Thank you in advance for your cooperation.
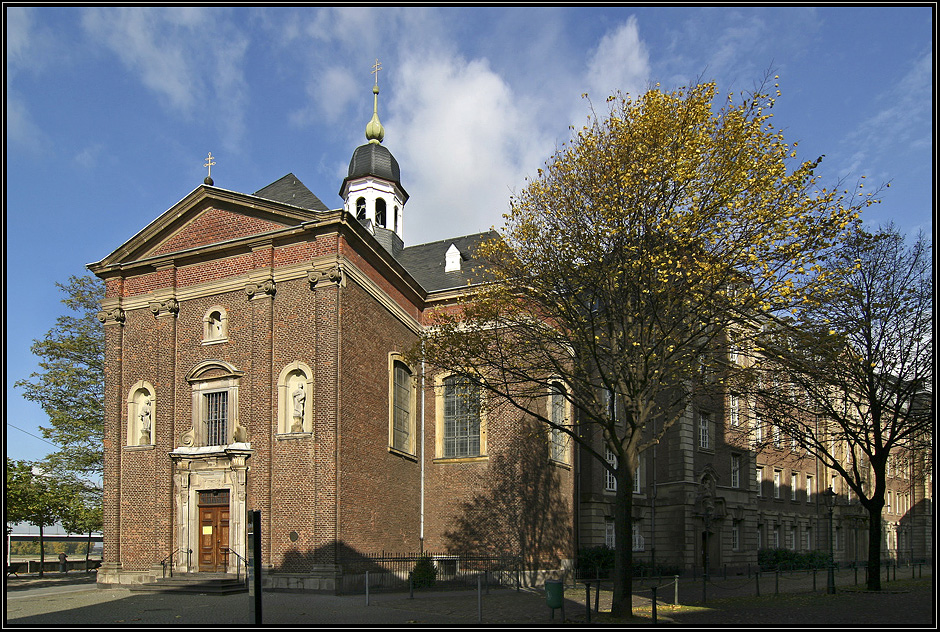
[253,173,330,211]
[398,230,498,293]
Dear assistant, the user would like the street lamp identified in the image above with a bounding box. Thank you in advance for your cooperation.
[824,487,836,594]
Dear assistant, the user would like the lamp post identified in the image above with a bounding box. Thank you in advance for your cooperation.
[824,487,836,594]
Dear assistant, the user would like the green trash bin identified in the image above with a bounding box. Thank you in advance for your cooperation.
[545,579,565,619]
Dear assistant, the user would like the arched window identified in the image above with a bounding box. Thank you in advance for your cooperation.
[277,361,314,434]
[375,198,387,227]
[126,381,156,446]
[356,197,367,220]
[394,206,399,232]
[184,361,244,447]
[549,381,568,463]
[203,306,228,344]
[389,355,415,455]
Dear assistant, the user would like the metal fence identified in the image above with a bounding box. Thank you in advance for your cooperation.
[337,552,521,594]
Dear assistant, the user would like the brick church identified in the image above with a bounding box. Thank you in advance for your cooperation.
[89,79,576,589]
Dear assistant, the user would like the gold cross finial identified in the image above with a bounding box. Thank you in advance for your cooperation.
[372,58,382,87]
[204,152,216,178]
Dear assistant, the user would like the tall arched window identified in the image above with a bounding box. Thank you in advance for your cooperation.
[375,198,387,227]
[440,374,482,458]
[549,381,568,462]
[356,197,367,220]
[389,355,415,455]
[202,306,228,344]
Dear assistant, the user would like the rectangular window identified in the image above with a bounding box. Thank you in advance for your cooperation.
[731,454,741,488]
[756,525,762,550]
[773,470,782,499]
[729,393,739,426]
[886,491,892,514]
[806,527,812,550]
[732,523,740,551]
[392,362,412,453]
[791,472,799,501]
[785,527,793,550]
[605,448,617,492]
[443,375,481,458]
[773,424,781,448]
[754,414,763,444]
[633,461,641,495]
[773,525,780,549]
[605,518,615,549]
[756,466,764,497]
[204,391,228,446]
[549,382,567,462]
[699,412,711,450]
[806,475,814,503]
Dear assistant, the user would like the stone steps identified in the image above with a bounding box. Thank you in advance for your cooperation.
[128,572,248,594]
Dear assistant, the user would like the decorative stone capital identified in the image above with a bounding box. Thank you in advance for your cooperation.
[307,264,345,289]
[245,278,276,298]
[97,307,126,325]
[149,298,179,317]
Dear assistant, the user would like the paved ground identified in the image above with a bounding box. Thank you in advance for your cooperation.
[4,567,934,626]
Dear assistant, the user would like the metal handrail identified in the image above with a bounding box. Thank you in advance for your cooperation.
[160,547,191,578]
[225,548,249,584]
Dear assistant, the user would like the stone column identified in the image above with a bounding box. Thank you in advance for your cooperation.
[97,302,125,583]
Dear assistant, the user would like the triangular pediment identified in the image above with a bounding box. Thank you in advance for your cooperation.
[91,182,333,268]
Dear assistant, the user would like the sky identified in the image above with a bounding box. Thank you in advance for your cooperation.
[5,6,934,467]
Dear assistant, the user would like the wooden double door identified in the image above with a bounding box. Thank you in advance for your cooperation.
[198,490,230,572]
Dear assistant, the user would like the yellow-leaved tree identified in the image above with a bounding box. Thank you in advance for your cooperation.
[417,78,877,618]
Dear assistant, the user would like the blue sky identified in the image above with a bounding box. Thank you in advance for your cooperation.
[5,6,934,466]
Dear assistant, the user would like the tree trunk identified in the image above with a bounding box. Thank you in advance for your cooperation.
[38,525,45,578]
[867,509,882,590]
[85,530,92,572]
[610,467,634,618]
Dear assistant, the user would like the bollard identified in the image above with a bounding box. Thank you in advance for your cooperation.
[775,570,779,595]
[674,575,679,606]
[477,575,482,623]
[651,585,658,625]
[594,579,600,613]
[755,571,760,597]
[485,570,490,595]
[365,571,369,606]
[585,582,591,623]
[409,572,414,599]
[812,568,816,592]
[855,564,858,586]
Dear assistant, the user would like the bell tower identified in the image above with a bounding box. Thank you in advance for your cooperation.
[340,60,408,252]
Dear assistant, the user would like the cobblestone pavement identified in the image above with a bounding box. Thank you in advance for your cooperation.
[4,567,934,626]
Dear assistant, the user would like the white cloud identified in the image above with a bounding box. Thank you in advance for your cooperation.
[387,53,550,244]
[583,16,651,104]
[80,7,250,152]
[5,93,48,153]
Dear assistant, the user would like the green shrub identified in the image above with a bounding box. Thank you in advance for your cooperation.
[758,548,831,571]
[410,554,437,589]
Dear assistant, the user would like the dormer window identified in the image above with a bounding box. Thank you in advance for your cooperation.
[445,244,462,272]
[375,198,387,227]
[356,197,367,220]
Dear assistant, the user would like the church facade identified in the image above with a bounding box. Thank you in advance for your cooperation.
[89,83,576,589]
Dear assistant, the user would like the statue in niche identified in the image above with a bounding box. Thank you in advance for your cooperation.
[138,393,152,444]
[291,381,306,432]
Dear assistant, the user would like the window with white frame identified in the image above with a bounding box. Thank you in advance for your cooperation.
[756,466,764,497]
[773,525,780,548]
[732,522,740,551]
[605,447,617,491]
[773,470,782,499]
[773,424,781,448]
[633,459,641,495]
[806,526,812,550]
[729,393,740,426]
[549,381,568,463]
[202,306,229,344]
[806,475,814,503]
[699,411,711,450]
[790,526,797,550]
[756,525,762,549]
[791,472,798,501]
[886,491,892,514]
[203,391,229,447]
[605,518,615,548]
[785,526,793,550]
[186,361,242,448]
[754,414,763,444]
[731,454,741,488]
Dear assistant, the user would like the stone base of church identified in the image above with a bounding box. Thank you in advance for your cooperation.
[263,565,341,593]
[96,563,160,586]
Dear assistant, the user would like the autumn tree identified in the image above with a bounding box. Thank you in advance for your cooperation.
[15,275,105,491]
[746,223,932,590]
[417,79,874,617]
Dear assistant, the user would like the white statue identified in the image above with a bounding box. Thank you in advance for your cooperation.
[139,394,152,443]
[291,383,306,432]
